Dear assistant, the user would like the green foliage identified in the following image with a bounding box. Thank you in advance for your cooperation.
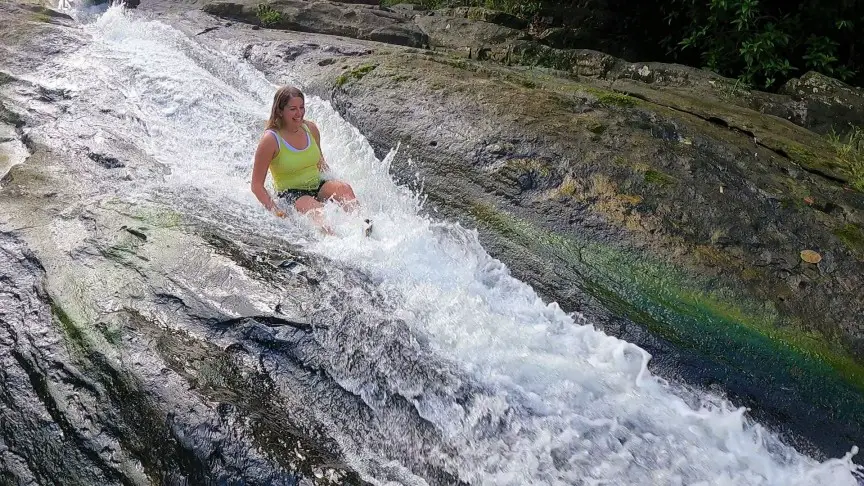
[828,124,864,191]
[659,0,861,89]
[256,4,282,27]
[581,86,638,107]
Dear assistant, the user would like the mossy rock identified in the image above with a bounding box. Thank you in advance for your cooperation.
[96,321,123,346]
[827,125,864,191]
[50,300,90,354]
[336,64,377,87]
[436,7,528,30]
[22,5,72,23]
[466,202,864,396]
[500,157,551,177]
[586,120,606,134]
[643,169,677,187]
[596,92,636,107]
[557,176,579,197]
[494,157,556,192]
[834,223,864,259]
[578,86,639,108]
[517,43,576,72]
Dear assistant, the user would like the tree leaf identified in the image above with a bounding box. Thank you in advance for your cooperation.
[800,250,822,264]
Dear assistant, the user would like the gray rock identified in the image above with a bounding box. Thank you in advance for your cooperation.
[433,6,528,30]
[367,23,428,48]
[203,0,429,48]
[383,2,422,17]
[414,14,523,52]
[780,71,864,136]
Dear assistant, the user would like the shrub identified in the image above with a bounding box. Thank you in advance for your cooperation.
[658,0,861,89]
[256,4,282,27]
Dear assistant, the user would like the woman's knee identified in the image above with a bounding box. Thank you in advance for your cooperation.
[319,180,356,202]
[294,195,323,213]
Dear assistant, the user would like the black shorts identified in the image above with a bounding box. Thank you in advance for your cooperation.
[277,180,326,207]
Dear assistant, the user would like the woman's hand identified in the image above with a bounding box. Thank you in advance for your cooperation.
[318,156,330,173]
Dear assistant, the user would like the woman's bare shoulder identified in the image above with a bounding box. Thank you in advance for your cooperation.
[257,130,278,153]
[304,120,320,131]
[304,120,322,142]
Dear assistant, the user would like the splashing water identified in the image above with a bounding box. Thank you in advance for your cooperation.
[14,4,863,485]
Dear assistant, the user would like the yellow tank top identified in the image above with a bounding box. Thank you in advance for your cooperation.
[267,124,321,192]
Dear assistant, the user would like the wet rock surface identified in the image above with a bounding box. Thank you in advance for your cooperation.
[0,6,497,483]
[190,2,864,461]
[0,138,478,485]
[0,146,368,484]
[316,52,864,459]
[0,228,336,485]
[2,0,864,483]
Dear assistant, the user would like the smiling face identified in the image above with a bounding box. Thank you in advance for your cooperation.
[266,86,306,131]
[281,96,305,131]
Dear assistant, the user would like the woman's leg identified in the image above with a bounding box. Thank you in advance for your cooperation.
[318,180,358,210]
[294,195,330,233]
[314,181,371,236]
[294,195,324,213]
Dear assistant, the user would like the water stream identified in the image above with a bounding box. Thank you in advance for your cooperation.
[4,4,862,485]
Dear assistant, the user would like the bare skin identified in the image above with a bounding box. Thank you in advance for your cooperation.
[251,96,359,226]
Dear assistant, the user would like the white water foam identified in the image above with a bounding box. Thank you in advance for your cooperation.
[26,4,863,485]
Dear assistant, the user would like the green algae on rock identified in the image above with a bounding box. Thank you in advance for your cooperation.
[336,63,377,87]
[834,223,864,260]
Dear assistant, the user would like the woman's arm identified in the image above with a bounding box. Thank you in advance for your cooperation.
[251,132,283,216]
[306,120,330,173]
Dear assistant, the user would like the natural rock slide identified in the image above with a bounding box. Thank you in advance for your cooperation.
[0,0,863,484]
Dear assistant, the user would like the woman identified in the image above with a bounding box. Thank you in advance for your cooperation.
[251,86,359,223]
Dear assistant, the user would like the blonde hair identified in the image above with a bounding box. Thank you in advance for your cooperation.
[266,86,305,130]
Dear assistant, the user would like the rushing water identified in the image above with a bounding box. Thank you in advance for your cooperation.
[8,3,863,484]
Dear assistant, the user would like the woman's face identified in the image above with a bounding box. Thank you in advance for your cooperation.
[282,96,305,128]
